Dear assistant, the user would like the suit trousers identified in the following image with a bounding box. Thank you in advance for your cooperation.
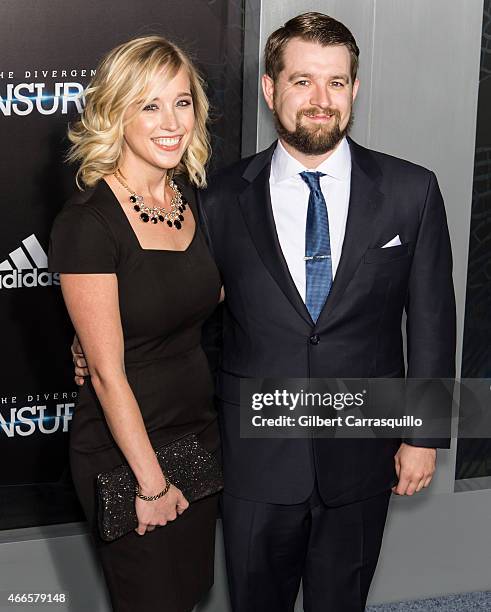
[220,483,391,612]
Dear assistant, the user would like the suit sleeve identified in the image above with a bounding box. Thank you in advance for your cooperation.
[403,171,456,448]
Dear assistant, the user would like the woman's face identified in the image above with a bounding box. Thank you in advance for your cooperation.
[121,66,195,173]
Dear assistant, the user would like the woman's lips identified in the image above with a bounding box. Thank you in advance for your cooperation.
[151,136,183,151]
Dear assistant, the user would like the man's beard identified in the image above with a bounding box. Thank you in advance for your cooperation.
[273,105,353,156]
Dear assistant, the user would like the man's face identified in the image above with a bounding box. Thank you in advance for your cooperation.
[262,38,359,157]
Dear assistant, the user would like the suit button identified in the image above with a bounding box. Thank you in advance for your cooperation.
[309,334,320,345]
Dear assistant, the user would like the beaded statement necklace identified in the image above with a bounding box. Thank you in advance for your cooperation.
[114,169,187,230]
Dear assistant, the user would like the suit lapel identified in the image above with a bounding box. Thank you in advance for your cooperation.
[316,139,384,327]
[234,139,384,329]
[238,144,313,326]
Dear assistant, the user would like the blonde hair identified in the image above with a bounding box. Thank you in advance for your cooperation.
[68,36,210,188]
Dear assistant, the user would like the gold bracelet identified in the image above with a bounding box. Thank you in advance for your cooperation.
[135,475,171,501]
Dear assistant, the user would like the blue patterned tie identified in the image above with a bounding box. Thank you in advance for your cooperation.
[300,171,332,322]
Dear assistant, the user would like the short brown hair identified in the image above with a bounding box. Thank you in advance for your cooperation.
[264,12,359,83]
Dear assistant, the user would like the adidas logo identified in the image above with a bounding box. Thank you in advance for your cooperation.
[0,234,60,289]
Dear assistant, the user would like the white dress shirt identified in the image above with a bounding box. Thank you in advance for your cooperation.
[269,137,352,302]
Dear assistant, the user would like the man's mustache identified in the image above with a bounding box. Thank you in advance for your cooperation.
[299,107,341,120]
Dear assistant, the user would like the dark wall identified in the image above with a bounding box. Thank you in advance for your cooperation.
[457,0,491,481]
[0,0,243,529]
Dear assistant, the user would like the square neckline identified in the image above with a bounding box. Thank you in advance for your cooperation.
[99,178,198,253]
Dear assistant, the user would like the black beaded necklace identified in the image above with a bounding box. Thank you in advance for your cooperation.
[114,169,186,230]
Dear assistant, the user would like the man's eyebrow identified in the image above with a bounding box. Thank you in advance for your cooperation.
[287,72,351,82]
[288,72,314,81]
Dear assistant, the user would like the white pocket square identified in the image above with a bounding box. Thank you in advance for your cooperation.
[381,235,402,248]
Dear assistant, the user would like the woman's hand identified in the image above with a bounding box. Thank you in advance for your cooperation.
[134,482,189,535]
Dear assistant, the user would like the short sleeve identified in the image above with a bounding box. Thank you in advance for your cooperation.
[48,204,118,273]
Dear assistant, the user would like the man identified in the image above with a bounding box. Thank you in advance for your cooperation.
[199,12,455,611]
[74,13,455,612]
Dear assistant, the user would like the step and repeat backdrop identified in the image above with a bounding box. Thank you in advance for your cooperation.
[0,0,243,529]
[1,0,490,531]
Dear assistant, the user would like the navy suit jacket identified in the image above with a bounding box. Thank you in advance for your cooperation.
[197,138,456,506]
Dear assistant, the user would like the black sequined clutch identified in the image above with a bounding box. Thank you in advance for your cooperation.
[96,433,223,541]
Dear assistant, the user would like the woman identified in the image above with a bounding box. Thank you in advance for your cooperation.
[48,36,221,612]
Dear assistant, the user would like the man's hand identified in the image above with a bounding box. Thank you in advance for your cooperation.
[71,334,89,386]
[392,443,436,496]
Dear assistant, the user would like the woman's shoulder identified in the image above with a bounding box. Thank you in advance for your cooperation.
[49,181,119,273]
[52,181,120,245]
[53,181,121,240]
[63,179,115,217]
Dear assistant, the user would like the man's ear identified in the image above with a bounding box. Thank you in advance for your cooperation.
[352,78,360,104]
[261,74,275,111]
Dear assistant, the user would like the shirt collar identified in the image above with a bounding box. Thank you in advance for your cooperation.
[271,136,351,184]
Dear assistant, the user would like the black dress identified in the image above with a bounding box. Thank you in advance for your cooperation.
[48,178,221,612]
